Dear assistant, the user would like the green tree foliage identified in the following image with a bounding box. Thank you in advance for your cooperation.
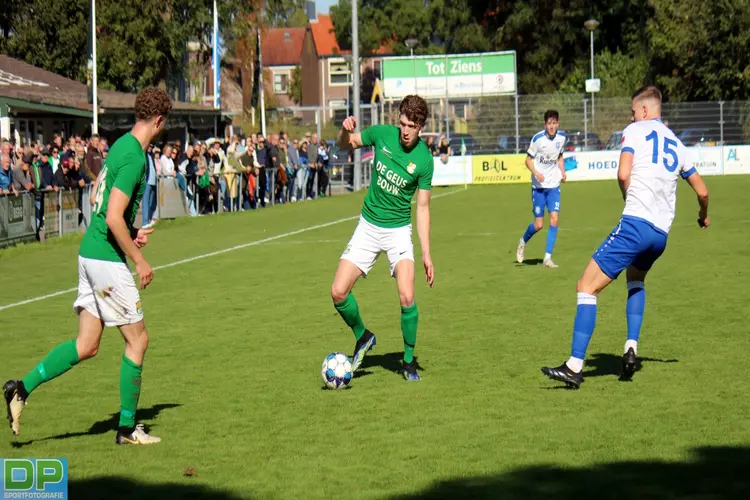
[289,65,302,104]
[265,0,308,28]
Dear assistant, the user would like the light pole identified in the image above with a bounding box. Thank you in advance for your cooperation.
[352,0,361,191]
[405,37,418,94]
[584,18,599,136]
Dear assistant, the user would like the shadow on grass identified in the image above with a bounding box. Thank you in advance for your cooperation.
[583,353,679,379]
[390,446,749,500]
[69,476,250,500]
[355,352,424,378]
[515,258,544,266]
[11,403,181,448]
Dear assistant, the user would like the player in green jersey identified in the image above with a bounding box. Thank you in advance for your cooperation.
[4,88,172,445]
[332,95,435,381]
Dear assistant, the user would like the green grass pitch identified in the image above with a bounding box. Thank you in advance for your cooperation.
[1,176,749,499]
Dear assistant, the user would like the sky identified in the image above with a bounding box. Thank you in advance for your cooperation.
[317,0,337,14]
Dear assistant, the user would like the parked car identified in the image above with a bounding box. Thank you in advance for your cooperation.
[605,130,624,150]
[677,128,720,147]
[562,130,604,151]
[497,135,532,153]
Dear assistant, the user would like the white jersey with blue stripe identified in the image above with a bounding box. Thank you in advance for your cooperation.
[527,130,566,189]
[620,119,696,234]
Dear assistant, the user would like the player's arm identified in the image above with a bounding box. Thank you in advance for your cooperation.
[558,154,566,182]
[684,170,710,228]
[89,170,104,206]
[617,151,634,201]
[106,171,154,289]
[416,188,434,288]
[525,154,544,182]
[336,116,364,150]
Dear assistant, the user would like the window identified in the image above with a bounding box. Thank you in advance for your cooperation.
[274,72,289,94]
[329,59,352,85]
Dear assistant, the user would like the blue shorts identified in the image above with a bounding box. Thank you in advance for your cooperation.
[532,187,560,217]
[593,216,668,279]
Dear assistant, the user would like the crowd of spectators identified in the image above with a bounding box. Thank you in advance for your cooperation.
[0,129,339,236]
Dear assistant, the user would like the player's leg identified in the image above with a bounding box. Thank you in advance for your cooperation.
[387,225,419,381]
[4,257,105,436]
[542,219,639,388]
[621,230,666,379]
[3,310,103,436]
[333,220,378,371]
[114,320,159,445]
[543,188,561,267]
[517,189,545,263]
[622,266,648,379]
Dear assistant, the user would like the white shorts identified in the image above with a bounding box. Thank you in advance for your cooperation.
[73,256,143,327]
[341,217,414,277]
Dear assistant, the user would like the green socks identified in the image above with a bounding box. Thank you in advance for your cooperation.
[118,355,143,430]
[21,340,80,395]
[401,303,419,363]
[334,292,366,340]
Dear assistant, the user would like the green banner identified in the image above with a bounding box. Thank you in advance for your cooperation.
[382,51,516,98]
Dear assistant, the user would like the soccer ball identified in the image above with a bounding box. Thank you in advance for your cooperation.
[321,352,353,389]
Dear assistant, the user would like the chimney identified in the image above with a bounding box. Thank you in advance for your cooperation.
[306,1,316,21]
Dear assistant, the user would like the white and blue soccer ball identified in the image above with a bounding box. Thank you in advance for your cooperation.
[321,352,353,389]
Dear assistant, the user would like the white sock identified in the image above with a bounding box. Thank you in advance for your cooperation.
[566,356,584,373]
[624,339,638,354]
[544,252,552,261]
[519,237,526,246]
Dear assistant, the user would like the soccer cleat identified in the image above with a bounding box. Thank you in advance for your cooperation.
[543,257,559,268]
[401,359,421,381]
[620,347,637,381]
[3,380,28,436]
[115,424,161,445]
[516,240,525,264]
[541,362,583,388]
[351,330,376,372]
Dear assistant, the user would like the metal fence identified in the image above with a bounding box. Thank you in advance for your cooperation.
[381,94,750,153]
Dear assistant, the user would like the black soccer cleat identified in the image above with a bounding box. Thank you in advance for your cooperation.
[401,359,421,381]
[351,330,376,372]
[541,363,583,389]
[4,380,28,436]
[620,347,637,381]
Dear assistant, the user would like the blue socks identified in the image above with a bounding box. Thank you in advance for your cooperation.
[568,293,597,372]
[625,281,645,353]
[522,223,538,243]
[545,225,558,255]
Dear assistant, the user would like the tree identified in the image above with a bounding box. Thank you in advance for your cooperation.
[0,0,89,82]
[648,0,750,100]
[264,0,307,28]
[289,65,302,105]
[330,0,488,56]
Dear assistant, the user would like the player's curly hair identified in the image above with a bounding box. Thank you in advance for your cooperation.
[135,87,173,122]
[398,95,429,127]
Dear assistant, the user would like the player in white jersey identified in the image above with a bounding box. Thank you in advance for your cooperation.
[541,86,710,388]
[516,110,567,268]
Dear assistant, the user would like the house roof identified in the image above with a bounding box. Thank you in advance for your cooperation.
[309,14,348,57]
[0,55,216,114]
[262,27,305,66]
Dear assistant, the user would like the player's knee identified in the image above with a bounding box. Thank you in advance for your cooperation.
[331,284,348,304]
[576,279,594,295]
[129,326,150,354]
[399,291,414,308]
[550,214,559,227]
[534,219,544,231]
[77,341,99,360]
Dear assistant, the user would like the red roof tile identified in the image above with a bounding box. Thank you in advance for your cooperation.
[262,27,305,66]
[310,14,345,57]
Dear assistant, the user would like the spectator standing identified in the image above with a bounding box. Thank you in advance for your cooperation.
[255,135,269,207]
[0,153,15,195]
[160,144,175,176]
[307,133,319,198]
[143,144,158,226]
[287,138,301,202]
[86,134,102,177]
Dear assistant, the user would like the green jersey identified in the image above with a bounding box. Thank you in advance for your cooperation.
[360,125,433,228]
[79,133,146,263]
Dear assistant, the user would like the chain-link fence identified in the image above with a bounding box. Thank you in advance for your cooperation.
[381,95,750,154]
